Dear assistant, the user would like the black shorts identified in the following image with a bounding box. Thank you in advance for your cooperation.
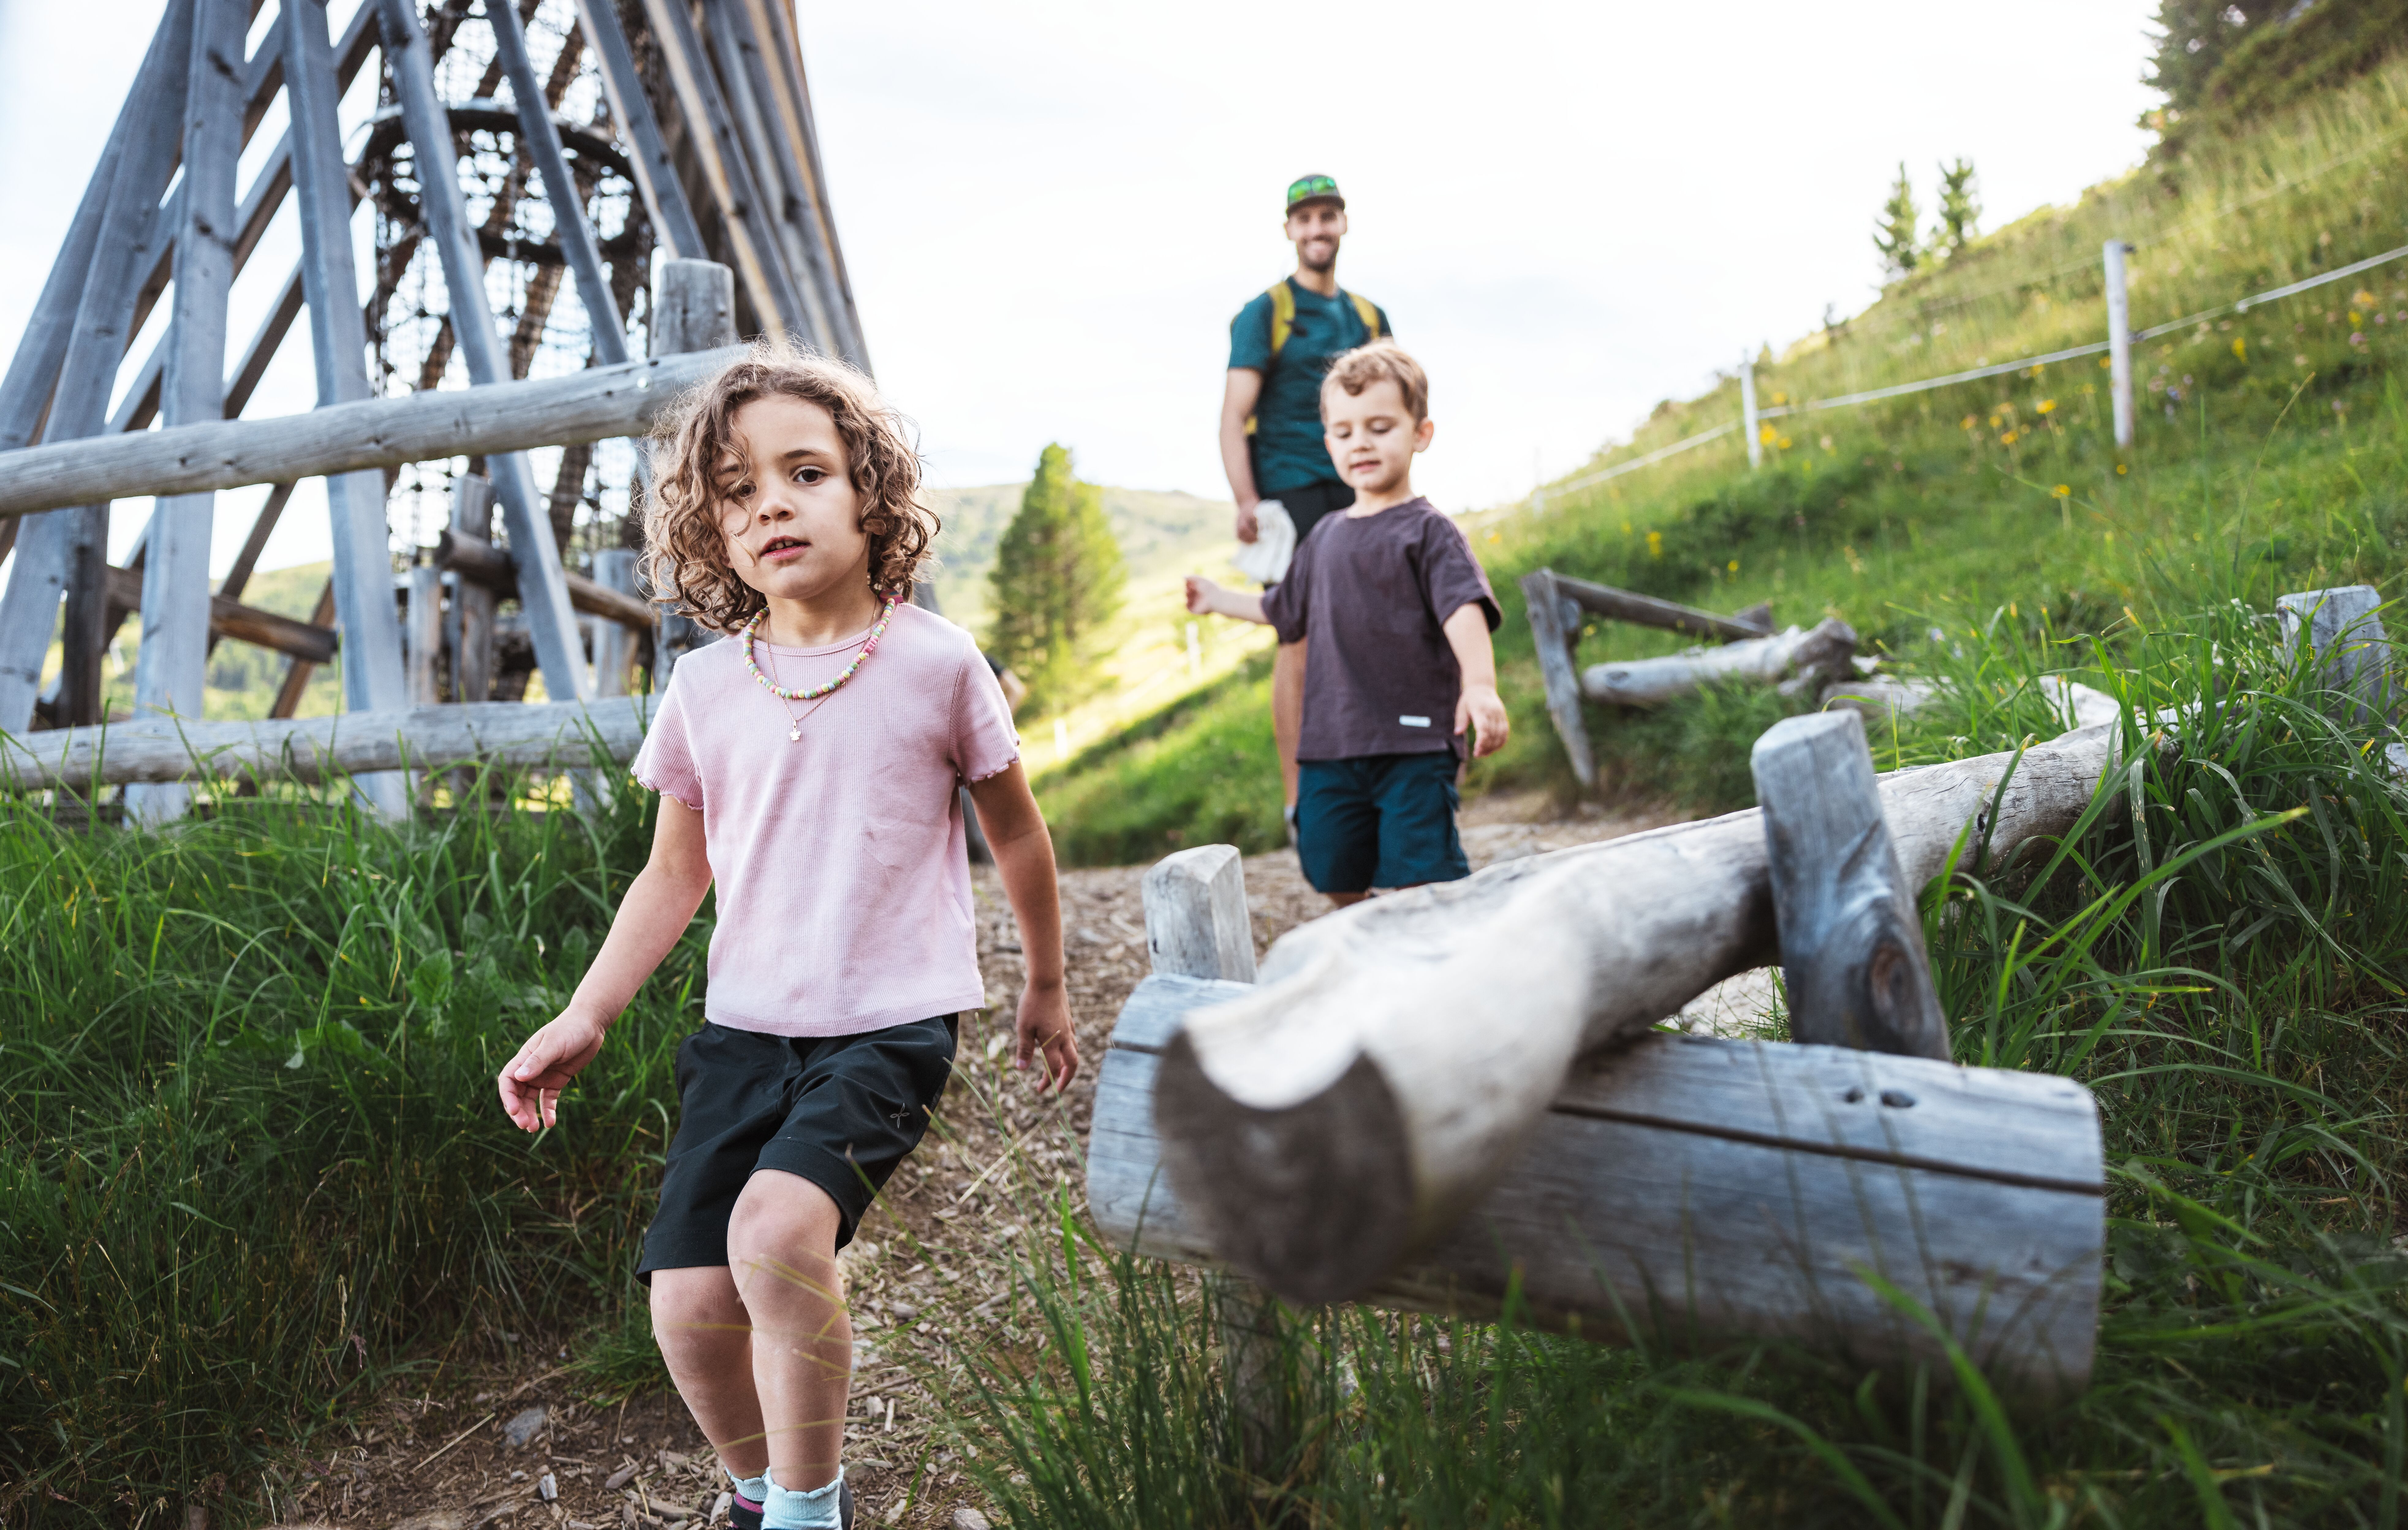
[636,1015,958,1280]
[1295,752,1470,894]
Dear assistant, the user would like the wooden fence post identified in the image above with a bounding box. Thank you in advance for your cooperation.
[1740,356,1763,471]
[448,475,498,704]
[649,260,738,687]
[591,549,640,699]
[2103,240,2134,451]
[406,565,443,708]
[1751,709,1950,1060]
[1519,568,1595,792]
[1138,846,1290,1481]
[2277,585,2390,727]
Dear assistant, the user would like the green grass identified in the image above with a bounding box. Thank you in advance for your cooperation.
[955,594,2408,1528]
[0,766,699,1521]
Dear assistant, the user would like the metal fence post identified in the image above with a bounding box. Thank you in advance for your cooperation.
[1741,356,1763,470]
[2104,240,2135,451]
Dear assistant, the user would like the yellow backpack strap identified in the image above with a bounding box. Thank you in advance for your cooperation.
[1267,281,1296,357]
[1349,291,1383,339]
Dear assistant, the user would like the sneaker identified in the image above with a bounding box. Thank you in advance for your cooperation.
[731,1479,850,1530]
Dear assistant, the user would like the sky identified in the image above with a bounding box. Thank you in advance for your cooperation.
[0,0,2167,576]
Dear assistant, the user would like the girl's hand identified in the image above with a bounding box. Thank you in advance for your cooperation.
[1013,978,1079,1095]
[498,1011,610,1132]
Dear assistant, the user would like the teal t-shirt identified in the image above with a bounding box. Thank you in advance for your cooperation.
[1228,278,1393,496]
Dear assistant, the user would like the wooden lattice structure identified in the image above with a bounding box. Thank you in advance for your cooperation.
[0,0,864,818]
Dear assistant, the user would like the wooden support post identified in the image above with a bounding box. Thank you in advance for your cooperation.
[1150,717,2131,1306]
[130,0,248,825]
[1094,990,2103,1400]
[407,565,444,708]
[286,0,409,815]
[1751,709,1949,1059]
[449,474,498,704]
[270,581,337,720]
[2103,240,2134,451]
[487,0,628,363]
[377,0,592,707]
[2277,585,2390,727]
[738,0,872,367]
[639,0,809,338]
[1740,356,1763,470]
[1518,569,1594,790]
[649,260,739,685]
[591,549,638,698]
[573,0,709,261]
[699,0,839,354]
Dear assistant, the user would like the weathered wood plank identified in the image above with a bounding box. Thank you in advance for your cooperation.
[1753,710,1949,1058]
[1551,572,1774,642]
[648,260,739,684]
[573,0,708,261]
[104,563,336,665]
[1092,985,2101,1397]
[2277,584,2389,726]
[489,0,627,364]
[0,347,745,522]
[590,549,640,698]
[0,695,661,792]
[1142,845,1257,984]
[1152,717,2128,1306]
[1582,618,1857,707]
[434,529,655,632]
[448,475,498,704]
[1520,569,1595,789]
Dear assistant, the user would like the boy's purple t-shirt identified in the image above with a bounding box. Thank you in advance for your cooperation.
[631,603,1021,1037]
[1260,497,1501,762]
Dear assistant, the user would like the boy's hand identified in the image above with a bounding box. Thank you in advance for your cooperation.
[1183,574,1220,615]
[1013,978,1079,1095]
[1456,684,1510,758]
[498,1011,609,1132]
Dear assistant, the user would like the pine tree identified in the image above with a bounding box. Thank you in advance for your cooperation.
[1935,158,1980,257]
[986,443,1126,713]
[2143,0,2272,117]
[1872,162,1920,282]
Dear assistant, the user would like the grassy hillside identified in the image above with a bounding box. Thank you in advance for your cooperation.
[922,482,1235,635]
[1036,53,2408,860]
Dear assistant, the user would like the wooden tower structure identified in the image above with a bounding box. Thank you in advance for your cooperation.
[0,0,865,818]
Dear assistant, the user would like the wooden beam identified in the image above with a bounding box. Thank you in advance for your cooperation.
[1149,716,2132,1307]
[488,0,628,364]
[407,565,444,707]
[590,549,639,697]
[740,0,869,367]
[376,0,592,707]
[699,0,837,353]
[1752,710,1949,1058]
[572,0,709,261]
[1518,569,1594,790]
[1550,572,1774,642]
[1581,618,1856,708]
[447,475,498,703]
[433,528,656,632]
[647,260,739,683]
[0,347,743,522]
[0,692,661,791]
[1091,973,2102,1400]
[104,564,338,665]
[269,580,337,719]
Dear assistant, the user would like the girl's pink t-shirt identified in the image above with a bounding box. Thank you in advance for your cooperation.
[632,603,1021,1037]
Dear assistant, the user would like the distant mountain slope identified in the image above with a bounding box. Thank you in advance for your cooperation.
[922,483,1234,636]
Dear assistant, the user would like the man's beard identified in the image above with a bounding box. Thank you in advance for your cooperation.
[1298,240,1339,273]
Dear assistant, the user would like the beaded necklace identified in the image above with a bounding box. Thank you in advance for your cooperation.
[741,590,900,741]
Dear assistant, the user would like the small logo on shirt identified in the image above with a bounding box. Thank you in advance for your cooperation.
[1398,715,1432,727]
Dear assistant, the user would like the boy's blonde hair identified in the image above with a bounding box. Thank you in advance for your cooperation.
[641,343,937,633]
[1320,339,1430,423]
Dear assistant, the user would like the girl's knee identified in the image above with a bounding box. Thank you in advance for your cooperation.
[649,1268,745,1366]
[726,1171,843,1274]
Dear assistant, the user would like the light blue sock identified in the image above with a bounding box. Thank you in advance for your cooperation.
[726,1466,770,1505]
[762,1466,845,1530]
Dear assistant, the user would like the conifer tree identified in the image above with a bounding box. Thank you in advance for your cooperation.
[1872,163,1921,281]
[986,443,1126,713]
[1935,158,1981,256]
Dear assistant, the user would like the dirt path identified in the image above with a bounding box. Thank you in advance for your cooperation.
[278,797,1777,1530]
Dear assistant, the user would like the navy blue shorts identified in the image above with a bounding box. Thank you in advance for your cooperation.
[1295,751,1469,894]
[637,1015,957,1280]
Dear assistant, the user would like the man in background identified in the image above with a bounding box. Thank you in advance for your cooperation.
[1221,174,1393,821]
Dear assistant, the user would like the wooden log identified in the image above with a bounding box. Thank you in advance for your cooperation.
[1551,572,1774,642]
[1581,618,1856,708]
[1520,570,1596,790]
[1822,675,2122,735]
[101,564,338,665]
[407,566,444,708]
[0,347,744,523]
[700,0,841,355]
[649,260,739,684]
[432,529,656,632]
[1094,987,2102,1399]
[738,0,872,367]
[1752,710,1948,1058]
[448,476,498,704]
[488,0,629,364]
[269,582,336,720]
[1151,718,2128,1305]
[2277,585,2390,726]
[0,694,661,792]
[1142,845,1259,984]
[591,549,639,698]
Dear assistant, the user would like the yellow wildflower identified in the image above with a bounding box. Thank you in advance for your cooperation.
[1646,531,1662,558]
[1759,425,1777,445]
[1962,414,1978,430]
[2052,484,2071,497]
[1776,436,1792,450]
[2002,430,2019,444]
[2233,337,2247,360]
[2036,399,2056,415]
[1727,559,1739,574]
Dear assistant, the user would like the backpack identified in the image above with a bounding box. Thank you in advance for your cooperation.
[1245,280,1384,435]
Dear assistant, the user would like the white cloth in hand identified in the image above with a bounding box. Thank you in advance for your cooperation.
[1230,498,1297,586]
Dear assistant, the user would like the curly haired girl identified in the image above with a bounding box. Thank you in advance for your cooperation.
[498,346,1076,1530]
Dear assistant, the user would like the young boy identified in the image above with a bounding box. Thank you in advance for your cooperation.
[1186,341,1507,905]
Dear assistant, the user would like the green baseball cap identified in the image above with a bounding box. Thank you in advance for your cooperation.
[1285,174,1344,214]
